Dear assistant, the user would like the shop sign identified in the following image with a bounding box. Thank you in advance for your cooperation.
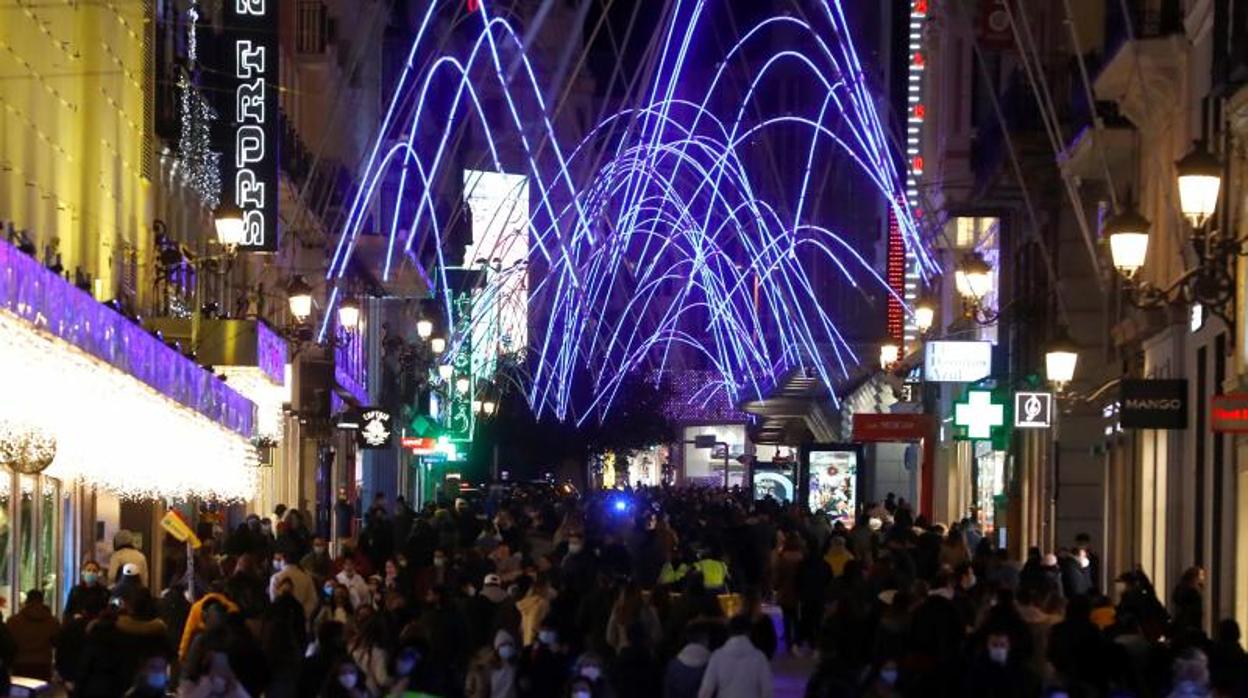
[954,390,1004,439]
[1119,379,1187,430]
[401,436,436,454]
[1014,391,1053,429]
[852,413,934,441]
[923,340,992,382]
[1211,394,1248,433]
[224,0,279,251]
[356,408,393,449]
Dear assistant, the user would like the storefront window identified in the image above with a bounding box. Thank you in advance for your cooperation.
[682,424,746,486]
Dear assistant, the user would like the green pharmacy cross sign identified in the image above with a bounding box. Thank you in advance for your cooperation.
[954,390,1005,440]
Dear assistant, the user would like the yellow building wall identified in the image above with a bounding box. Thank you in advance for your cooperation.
[0,1,151,302]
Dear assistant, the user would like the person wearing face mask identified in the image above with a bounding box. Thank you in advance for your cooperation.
[386,644,436,697]
[66,561,110,620]
[863,658,903,698]
[569,652,607,697]
[269,551,318,623]
[124,654,170,698]
[961,630,1041,697]
[465,630,519,698]
[320,659,370,698]
[178,650,250,698]
[520,621,571,697]
[560,534,597,595]
[301,537,334,586]
[335,558,373,611]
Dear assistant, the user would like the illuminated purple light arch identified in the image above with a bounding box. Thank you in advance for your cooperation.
[323,0,936,423]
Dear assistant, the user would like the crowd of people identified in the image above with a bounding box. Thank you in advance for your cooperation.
[0,485,1236,697]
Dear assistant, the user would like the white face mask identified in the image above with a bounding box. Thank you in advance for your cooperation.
[568,542,584,554]
[573,692,592,698]
[538,630,556,646]
[880,668,899,685]
[1078,555,1090,569]
[988,646,1009,665]
[498,644,516,660]
[581,666,601,681]
[395,660,415,676]
[338,672,358,689]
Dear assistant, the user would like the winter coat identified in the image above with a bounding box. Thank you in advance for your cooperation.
[64,583,110,619]
[7,601,59,679]
[696,635,772,698]
[108,546,150,588]
[514,592,550,648]
[663,643,709,698]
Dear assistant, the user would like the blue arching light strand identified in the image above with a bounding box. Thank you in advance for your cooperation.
[323,0,936,423]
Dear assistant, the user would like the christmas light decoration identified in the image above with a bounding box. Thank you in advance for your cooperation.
[0,313,258,500]
[214,366,290,443]
[322,0,936,421]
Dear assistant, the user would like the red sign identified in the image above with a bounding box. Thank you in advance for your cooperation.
[852,413,935,441]
[1211,394,1248,433]
[401,436,436,453]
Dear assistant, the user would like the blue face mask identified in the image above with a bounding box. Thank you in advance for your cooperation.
[82,571,98,585]
[145,672,168,690]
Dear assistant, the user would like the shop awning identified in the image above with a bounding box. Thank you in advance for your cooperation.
[739,368,839,444]
[0,240,259,500]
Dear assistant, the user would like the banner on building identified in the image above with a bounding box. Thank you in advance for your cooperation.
[1119,379,1188,430]
[223,0,279,252]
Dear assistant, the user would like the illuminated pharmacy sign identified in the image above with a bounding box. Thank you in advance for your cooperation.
[225,0,279,251]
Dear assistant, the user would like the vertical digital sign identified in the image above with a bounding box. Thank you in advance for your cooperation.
[224,0,279,252]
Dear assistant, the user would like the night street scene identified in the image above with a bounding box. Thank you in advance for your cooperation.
[2,0,1246,696]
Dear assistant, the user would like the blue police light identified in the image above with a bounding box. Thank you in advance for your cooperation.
[612,497,629,513]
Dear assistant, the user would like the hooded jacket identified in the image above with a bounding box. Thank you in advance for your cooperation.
[664,643,710,697]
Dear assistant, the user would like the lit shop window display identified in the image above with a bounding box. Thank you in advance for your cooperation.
[0,312,259,501]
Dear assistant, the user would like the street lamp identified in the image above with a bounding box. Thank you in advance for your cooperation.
[416,319,434,340]
[337,297,360,330]
[430,336,446,354]
[879,340,900,369]
[214,204,245,248]
[914,295,936,334]
[1105,207,1151,277]
[955,253,993,302]
[1176,140,1222,228]
[482,399,496,416]
[1044,326,1079,389]
[455,376,470,394]
[437,364,453,382]
[287,276,313,322]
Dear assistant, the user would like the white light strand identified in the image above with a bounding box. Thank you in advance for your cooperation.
[0,313,259,501]
[213,366,289,442]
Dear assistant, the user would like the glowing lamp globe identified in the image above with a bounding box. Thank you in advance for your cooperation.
[286,276,314,322]
[416,319,434,340]
[879,341,900,369]
[455,376,470,394]
[954,253,993,301]
[337,298,361,330]
[1045,327,1079,388]
[471,399,482,414]
[1176,142,1222,228]
[214,204,245,247]
[430,337,446,354]
[482,400,496,415]
[438,364,453,382]
[1104,208,1150,277]
[914,297,936,333]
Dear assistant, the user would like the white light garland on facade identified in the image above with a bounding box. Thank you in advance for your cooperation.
[214,366,290,442]
[0,313,258,501]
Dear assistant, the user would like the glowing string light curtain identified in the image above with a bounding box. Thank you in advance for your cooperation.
[324,0,936,422]
[0,313,258,500]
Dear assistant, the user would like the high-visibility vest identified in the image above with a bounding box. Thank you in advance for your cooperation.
[692,558,728,589]
[659,562,689,586]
